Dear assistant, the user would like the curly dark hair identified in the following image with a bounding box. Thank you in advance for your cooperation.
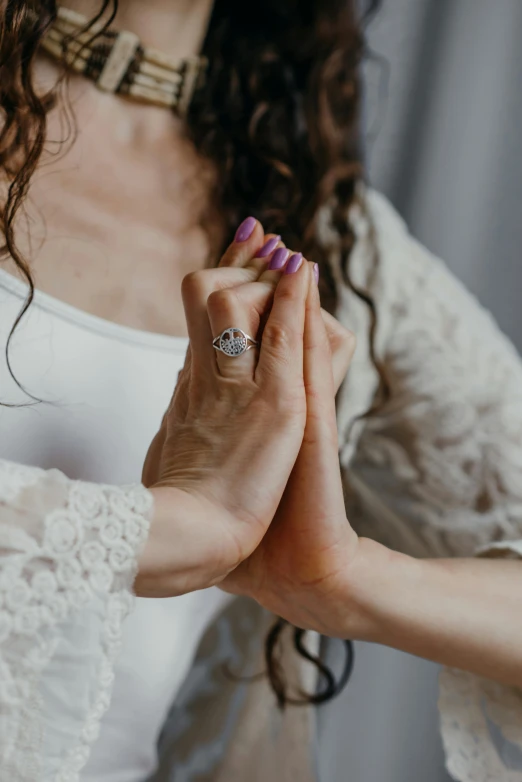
[0,0,383,704]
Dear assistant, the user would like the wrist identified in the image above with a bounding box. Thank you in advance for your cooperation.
[135,486,183,597]
[336,537,422,643]
[136,484,258,598]
[136,486,223,598]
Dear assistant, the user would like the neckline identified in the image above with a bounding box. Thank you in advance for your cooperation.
[0,267,188,353]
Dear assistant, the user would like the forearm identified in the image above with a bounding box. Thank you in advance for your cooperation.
[348,538,522,688]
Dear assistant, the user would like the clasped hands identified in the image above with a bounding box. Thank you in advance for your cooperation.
[138,219,382,642]
[130,221,522,689]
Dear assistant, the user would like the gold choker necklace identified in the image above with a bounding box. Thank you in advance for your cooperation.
[41,7,207,117]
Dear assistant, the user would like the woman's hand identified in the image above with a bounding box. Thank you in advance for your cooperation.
[217,265,522,693]
[137,222,313,599]
[221,273,364,636]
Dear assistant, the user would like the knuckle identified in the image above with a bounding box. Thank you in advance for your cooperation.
[181,269,209,300]
[262,321,292,355]
[207,287,237,316]
[275,284,298,306]
[333,325,356,352]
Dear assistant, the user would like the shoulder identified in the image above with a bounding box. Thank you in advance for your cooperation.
[328,188,446,344]
[338,187,519,362]
[0,458,48,503]
[362,190,521,371]
[353,188,441,316]
[335,189,522,458]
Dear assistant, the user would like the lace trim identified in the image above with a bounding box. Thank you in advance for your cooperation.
[0,459,45,503]
[0,460,153,782]
[439,669,522,782]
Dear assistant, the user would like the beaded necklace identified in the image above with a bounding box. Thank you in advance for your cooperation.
[41,7,207,117]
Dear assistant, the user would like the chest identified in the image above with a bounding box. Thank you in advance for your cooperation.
[10,84,223,336]
[0,279,235,782]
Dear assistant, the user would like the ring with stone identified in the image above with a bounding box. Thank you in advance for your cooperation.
[212,327,258,357]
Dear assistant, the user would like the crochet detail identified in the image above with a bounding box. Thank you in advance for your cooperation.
[0,460,152,781]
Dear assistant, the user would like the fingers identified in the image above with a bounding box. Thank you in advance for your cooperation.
[181,267,257,376]
[256,255,311,391]
[293,266,357,543]
[257,248,295,288]
[303,273,337,422]
[321,309,357,392]
[219,217,294,278]
[302,276,357,424]
[182,218,283,377]
[207,281,276,379]
[219,217,267,272]
[182,217,316,388]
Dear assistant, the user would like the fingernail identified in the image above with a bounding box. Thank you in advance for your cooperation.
[255,235,281,258]
[284,252,303,274]
[313,263,320,284]
[235,216,257,242]
[268,247,290,270]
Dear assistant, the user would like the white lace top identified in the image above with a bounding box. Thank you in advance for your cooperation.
[0,265,233,782]
[0,462,152,782]
[0,190,521,782]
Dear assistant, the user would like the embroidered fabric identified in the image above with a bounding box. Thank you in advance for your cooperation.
[336,191,522,782]
[0,459,152,782]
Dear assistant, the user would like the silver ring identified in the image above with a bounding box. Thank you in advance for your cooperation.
[212,327,258,357]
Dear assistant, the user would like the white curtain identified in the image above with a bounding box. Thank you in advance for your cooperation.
[318,2,522,780]
[367,0,522,346]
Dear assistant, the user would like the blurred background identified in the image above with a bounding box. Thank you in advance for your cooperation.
[366,0,522,349]
[318,1,522,781]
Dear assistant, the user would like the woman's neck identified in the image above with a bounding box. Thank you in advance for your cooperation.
[18,0,221,337]
[63,0,214,59]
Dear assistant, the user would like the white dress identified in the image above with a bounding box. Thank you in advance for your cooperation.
[0,272,230,782]
[0,190,521,782]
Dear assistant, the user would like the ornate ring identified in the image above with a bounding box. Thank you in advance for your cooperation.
[212,327,258,357]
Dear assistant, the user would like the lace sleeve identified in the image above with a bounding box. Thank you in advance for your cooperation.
[0,459,153,782]
[341,209,522,781]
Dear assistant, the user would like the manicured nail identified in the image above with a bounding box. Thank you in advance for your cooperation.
[235,216,257,242]
[284,252,303,274]
[313,263,320,284]
[255,235,281,258]
[268,247,289,270]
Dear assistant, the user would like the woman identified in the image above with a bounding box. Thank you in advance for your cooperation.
[1,1,522,782]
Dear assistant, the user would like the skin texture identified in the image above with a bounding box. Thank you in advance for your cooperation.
[3,0,521,695]
[213,231,522,691]
[139,220,357,597]
[140,218,522,691]
[5,0,219,336]
[138,223,328,597]
[216,255,522,690]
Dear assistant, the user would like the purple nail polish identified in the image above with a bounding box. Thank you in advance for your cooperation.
[285,252,303,274]
[255,236,281,258]
[235,216,257,242]
[268,247,289,270]
[313,263,320,284]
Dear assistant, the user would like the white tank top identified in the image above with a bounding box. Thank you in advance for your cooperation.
[0,268,231,782]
